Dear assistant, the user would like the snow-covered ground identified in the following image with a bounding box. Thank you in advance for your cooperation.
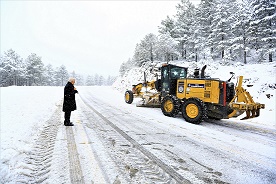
[0,61,275,183]
[0,87,63,183]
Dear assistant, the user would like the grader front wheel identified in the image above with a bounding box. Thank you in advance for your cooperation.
[125,90,134,104]
[161,96,179,117]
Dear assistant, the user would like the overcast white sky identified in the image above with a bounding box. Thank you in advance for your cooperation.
[1,0,200,77]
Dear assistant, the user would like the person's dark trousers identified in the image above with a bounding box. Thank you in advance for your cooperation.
[64,111,71,125]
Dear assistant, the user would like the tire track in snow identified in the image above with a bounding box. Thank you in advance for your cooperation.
[79,96,178,183]
[204,119,276,138]
[113,106,276,183]
[79,94,191,184]
[90,98,230,183]
[77,97,140,183]
[81,89,276,184]
[66,127,85,184]
[16,102,62,183]
[16,100,85,184]
[76,110,133,183]
[69,112,114,184]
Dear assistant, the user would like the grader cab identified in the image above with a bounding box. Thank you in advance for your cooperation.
[124,64,265,124]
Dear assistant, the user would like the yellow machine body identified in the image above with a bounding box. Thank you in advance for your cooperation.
[176,79,220,104]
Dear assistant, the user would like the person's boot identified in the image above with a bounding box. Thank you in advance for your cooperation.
[64,120,73,126]
[66,122,74,126]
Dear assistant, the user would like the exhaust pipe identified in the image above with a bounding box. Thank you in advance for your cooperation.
[201,65,207,78]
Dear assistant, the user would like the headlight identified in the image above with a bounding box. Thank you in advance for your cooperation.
[178,86,184,93]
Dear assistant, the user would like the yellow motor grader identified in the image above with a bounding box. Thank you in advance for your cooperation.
[124,64,265,124]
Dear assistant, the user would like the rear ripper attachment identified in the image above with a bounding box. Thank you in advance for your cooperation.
[228,76,265,120]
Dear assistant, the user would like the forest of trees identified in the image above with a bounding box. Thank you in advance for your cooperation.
[1,0,274,84]
[119,0,275,76]
[0,49,116,87]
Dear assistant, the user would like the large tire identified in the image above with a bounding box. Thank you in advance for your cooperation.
[182,98,206,124]
[125,90,134,104]
[161,95,180,117]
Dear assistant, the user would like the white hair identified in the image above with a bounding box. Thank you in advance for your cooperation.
[68,77,75,82]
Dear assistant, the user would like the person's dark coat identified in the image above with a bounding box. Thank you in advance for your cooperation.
[62,82,78,112]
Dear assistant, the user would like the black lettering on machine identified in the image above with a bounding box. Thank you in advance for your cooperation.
[188,83,205,88]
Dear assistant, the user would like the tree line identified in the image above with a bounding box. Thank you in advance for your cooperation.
[120,0,275,76]
[0,49,116,87]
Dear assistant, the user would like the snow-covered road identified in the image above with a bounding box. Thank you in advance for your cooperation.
[74,87,276,184]
[1,86,275,184]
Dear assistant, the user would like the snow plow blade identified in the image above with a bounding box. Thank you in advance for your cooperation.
[124,79,161,107]
[136,100,161,108]
[136,93,161,108]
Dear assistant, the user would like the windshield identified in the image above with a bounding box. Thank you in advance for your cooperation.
[170,67,187,79]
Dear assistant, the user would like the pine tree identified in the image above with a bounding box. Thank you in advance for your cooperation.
[140,33,158,62]
[59,65,69,86]
[94,74,99,85]
[158,16,176,37]
[250,0,275,62]
[25,53,44,86]
[98,75,104,86]
[133,43,146,67]
[209,0,236,59]
[106,75,116,86]
[54,65,68,86]
[174,0,196,60]
[156,32,179,62]
[230,0,252,64]
[71,71,76,78]
[119,62,127,77]
[43,64,55,86]
[196,0,215,59]
[133,34,159,66]
[86,75,94,86]
[0,49,24,86]
[75,74,84,86]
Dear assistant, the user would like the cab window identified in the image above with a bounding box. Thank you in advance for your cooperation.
[171,67,186,79]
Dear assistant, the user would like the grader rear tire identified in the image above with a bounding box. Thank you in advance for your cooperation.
[182,98,206,124]
[125,90,134,104]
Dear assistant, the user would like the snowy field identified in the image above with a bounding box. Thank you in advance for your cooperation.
[0,87,64,183]
[0,61,275,183]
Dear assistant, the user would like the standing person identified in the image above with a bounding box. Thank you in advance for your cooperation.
[62,77,78,126]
